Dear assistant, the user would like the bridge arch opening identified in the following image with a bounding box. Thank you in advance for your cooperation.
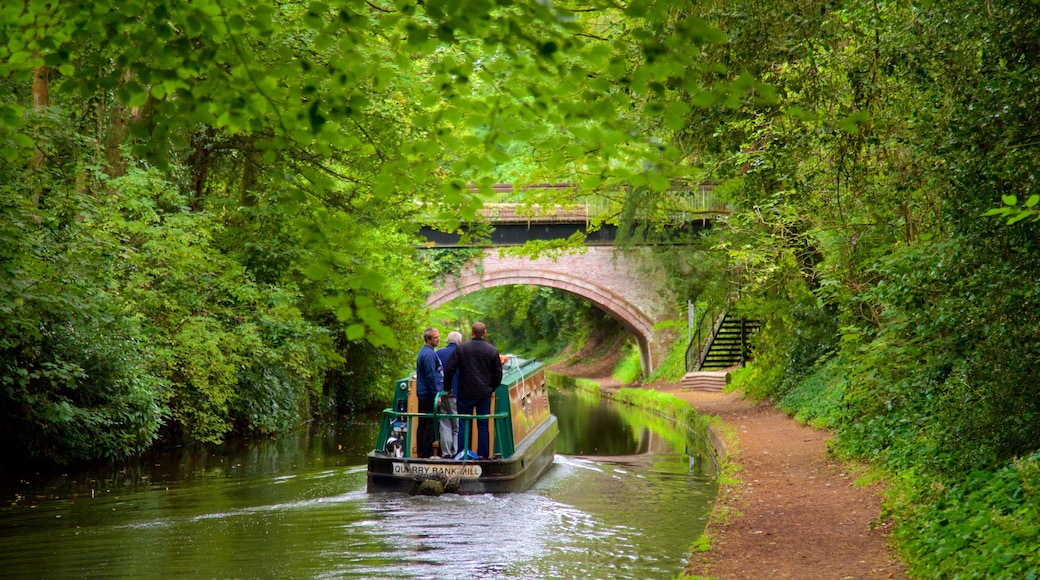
[426,270,654,374]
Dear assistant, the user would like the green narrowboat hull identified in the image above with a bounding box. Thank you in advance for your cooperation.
[366,356,557,494]
[366,414,558,494]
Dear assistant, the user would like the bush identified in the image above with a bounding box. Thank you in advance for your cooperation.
[776,357,845,430]
[612,340,643,385]
[896,452,1040,579]
[0,306,168,464]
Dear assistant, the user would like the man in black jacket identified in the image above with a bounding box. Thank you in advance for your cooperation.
[444,321,503,459]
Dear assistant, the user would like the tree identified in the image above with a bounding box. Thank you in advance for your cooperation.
[1,1,745,461]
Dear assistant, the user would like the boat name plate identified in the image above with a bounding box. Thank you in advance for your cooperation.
[391,462,483,479]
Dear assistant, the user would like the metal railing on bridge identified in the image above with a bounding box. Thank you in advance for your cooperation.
[424,183,729,224]
[417,183,729,247]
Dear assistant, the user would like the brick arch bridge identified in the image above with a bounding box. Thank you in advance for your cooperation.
[426,247,678,375]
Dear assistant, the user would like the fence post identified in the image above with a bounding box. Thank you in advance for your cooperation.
[740,316,747,367]
[687,301,694,342]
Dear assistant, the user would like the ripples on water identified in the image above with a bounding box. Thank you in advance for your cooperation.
[0,390,717,579]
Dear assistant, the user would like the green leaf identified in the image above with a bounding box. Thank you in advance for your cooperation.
[366,322,398,348]
[302,260,331,281]
[354,294,373,308]
[345,324,365,341]
[11,133,34,149]
[836,111,871,135]
[1,145,19,163]
[648,173,670,192]
[1007,210,1035,225]
[688,90,716,107]
[127,88,149,108]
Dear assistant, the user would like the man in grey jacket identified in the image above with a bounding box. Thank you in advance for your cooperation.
[435,331,462,458]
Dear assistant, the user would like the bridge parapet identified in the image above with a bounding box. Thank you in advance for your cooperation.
[427,183,728,224]
[479,203,590,223]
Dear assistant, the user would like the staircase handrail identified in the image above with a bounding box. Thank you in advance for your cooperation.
[696,311,731,371]
[685,307,723,373]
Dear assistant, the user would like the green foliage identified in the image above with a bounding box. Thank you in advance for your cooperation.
[738,298,841,403]
[985,194,1040,225]
[433,285,619,361]
[611,341,643,385]
[88,168,338,443]
[830,235,1040,476]
[1,0,651,344]
[6,6,1040,577]
[615,1,1040,576]
[645,320,687,383]
[651,240,733,313]
[0,309,168,464]
[2,0,762,463]
[774,358,844,430]
[0,123,420,458]
[416,248,483,286]
[0,169,168,463]
[895,453,1040,579]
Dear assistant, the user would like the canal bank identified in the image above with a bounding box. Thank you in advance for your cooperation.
[556,361,907,579]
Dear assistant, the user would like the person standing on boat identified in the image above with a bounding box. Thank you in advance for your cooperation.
[415,327,443,458]
[435,331,462,459]
[444,321,503,459]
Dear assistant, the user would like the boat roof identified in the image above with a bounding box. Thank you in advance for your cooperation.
[501,355,543,386]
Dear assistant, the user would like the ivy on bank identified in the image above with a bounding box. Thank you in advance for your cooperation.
[897,452,1040,579]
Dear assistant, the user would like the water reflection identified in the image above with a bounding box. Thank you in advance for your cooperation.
[0,381,717,579]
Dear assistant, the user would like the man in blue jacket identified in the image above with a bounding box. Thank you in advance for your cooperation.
[415,327,443,458]
[445,322,503,459]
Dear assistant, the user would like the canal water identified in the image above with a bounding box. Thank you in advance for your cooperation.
[0,380,718,579]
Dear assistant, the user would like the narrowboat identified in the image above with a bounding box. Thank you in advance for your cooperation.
[366,355,558,494]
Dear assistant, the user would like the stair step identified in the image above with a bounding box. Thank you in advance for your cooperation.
[681,371,729,392]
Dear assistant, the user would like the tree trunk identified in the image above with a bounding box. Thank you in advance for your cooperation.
[103,103,128,178]
[186,127,216,211]
[240,141,260,207]
[30,61,48,171]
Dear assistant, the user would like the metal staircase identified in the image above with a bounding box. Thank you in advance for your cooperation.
[697,313,760,370]
[685,310,760,371]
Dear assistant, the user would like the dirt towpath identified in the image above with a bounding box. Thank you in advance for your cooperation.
[652,385,907,579]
